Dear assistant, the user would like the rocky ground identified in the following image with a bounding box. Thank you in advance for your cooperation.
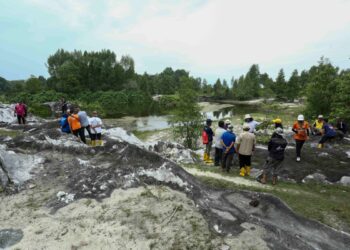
[1,119,350,250]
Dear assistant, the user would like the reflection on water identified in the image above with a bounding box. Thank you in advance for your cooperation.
[136,116,170,131]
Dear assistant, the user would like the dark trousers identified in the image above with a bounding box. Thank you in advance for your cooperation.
[91,133,102,140]
[222,153,234,172]
[319,135,335,144]
[73,128,86,144]
[239,154,251,168]
[17,115,26,124]
[214,147,223,166]
[295,139,305,157]
[82,125,92,139]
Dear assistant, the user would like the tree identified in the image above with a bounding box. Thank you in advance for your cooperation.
[25,76,43,94]
[273,69,287,100]
[331,70,350,120]
[0,76,9,92]
[305,57,339,117]
[286,70,300,101]
[170,77,203,149]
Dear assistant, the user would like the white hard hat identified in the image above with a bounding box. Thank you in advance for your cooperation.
[244,114,252,119]
[297,114,304,121]
[243,124,250,130]
[318,115,324,119]
[225,119,231,124]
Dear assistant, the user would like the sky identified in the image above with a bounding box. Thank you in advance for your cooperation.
[1,0,350,83]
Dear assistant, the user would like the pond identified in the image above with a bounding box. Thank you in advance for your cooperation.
[104,102,266,132]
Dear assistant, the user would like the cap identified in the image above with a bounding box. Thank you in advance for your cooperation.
[297,114,304,121]
[225,119,231,124]
[318,115,324,119]
[272,118,282,124]
[243,124,250,130]
[244,114,252,119]
[275,127,284,134]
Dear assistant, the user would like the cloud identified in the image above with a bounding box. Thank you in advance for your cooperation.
[11,0,350,80]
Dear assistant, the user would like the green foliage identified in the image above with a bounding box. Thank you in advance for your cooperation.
[305,58,339,118]
[29,103,52,118]
[170,77,203,149]
[331,70,350,121]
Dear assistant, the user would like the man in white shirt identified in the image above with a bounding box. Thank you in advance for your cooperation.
[214,120,227,166]
[244,114,261,133]
[89,111,103,146]
[236,124,256,177]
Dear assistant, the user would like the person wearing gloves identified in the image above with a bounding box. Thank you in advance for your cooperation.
[244,114,260,133]
[292,114,310,162]
[214,120,226,166]
[258,127,288,185]
[235,124,256,177]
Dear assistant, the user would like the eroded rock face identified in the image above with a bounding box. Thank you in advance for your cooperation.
[1,125,350,249]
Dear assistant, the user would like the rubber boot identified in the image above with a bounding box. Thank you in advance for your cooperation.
[260,174,267,184]
[317,143,323,149]
[91,140,96,147]
[239,167,246,177]
[203,153,208,162]
[245,166,251,176]
[206,155,214,164]
[272,176,277,185]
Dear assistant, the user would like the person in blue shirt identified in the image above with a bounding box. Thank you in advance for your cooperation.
[318,118,337,148]
[220,125,236,172]
[59,110,71,133]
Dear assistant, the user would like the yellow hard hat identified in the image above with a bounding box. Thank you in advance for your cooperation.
[272,118,282,124]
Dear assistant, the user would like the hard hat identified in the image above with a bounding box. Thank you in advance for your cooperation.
[225,119,231,124]
[275,127,284,134]
[228,124,234,131]
[272,118,282,124]
[244,114,252,119]
[297,114,304,121]
[318,115,324,119]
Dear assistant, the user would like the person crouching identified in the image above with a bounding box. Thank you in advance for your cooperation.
[258,127,287,185]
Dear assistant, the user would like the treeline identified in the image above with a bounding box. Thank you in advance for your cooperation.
[0,50,349,120]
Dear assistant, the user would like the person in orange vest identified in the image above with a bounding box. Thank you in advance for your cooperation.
[68,108,86,144]
[292,114,310,162]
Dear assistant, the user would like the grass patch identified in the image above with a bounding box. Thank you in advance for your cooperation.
[197,175,350,231]
[0,128,22,138]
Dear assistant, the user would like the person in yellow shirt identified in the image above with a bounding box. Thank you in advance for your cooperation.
[312,115,324,135]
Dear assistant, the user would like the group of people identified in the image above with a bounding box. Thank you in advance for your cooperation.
[60,107,103,146]
[14,101,27,124]
[202,113,348,185]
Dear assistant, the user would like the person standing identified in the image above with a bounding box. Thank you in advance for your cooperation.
[202,119,214,163]
[224,119,231,130]
[336,118,348,135]
[258,127,287,185]
[61,98,68,115]
[318,118,337,148]
[235,124,256,177]
[221,125,236,172]
[292,114,309,162]
[244,114,260,133]
[77,107,92,141]
[68,108,86,143]
[14,101,27,125]
[214,120,226,166]
[89,111,103,146]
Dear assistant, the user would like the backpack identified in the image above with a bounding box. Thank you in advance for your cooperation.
[60,116,70,133]
[202,130,208,144]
